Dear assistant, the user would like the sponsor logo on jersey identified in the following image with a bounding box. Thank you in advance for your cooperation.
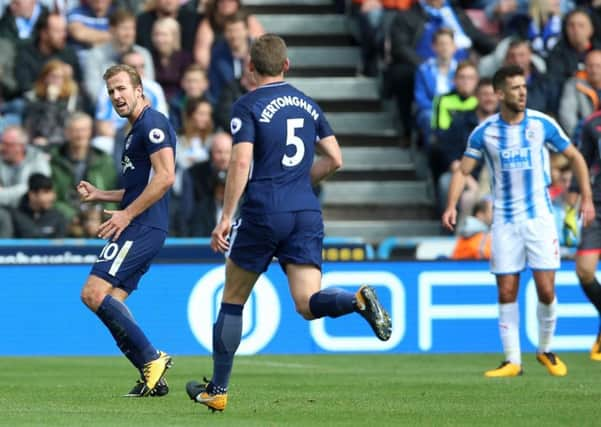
[122,155,135,173]
[149,128,165,144]
[500,147,532,170]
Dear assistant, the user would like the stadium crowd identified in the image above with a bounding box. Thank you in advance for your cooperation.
[0,0,263,238]
[0,0,598,243]
[350,0,601,249]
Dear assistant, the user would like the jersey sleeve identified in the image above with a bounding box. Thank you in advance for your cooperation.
[143,113,176,155]
[315,105,334,140]
[230,101,255,144]
[578,117,598,169]
[464,124,485,160]
[543,116,570,153]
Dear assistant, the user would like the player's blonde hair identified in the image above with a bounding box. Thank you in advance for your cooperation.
[250,33,287,77]
[103,64,143,90]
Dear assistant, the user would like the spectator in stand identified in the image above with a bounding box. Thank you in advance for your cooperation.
[188,131,231,237]
[450,196,493,260]
[0,38,22,125]
[169,64,210,133]
[94,49,168,154]
[414,27,458,145]
[214,55,257,131]
[83,8,154,103]
[547,8,600,88]
[208,11,251,106]
[50,112,116,224]
[504,38,559,115]
[67,0,114,62]
[0,0,48,44]
[177,97,214,169]
[503,0,567,59]
[485,0,573,38]
[0,125,50,208]
[548,153,578,247]
[559,50,601,141]
[349,0,414,77]
[136,0,201,54]
[431,77,497,215]
[23,59,88,149]
[11,172,67,238]
[194,0,264,70]
[431,61,479,137]
[15,12,81,95]
[150,16,193,102]
[386,0,496,139]
[69,202,103,238]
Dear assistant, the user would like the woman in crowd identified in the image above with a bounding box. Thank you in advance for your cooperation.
[23,60,88,149]
[151,16,193,101]
[176,97,215,169]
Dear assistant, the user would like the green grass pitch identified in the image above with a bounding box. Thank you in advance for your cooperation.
[2,353,601,426]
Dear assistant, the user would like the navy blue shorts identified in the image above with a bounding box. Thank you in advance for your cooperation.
[90,222,167,294]
[227,211,324,273]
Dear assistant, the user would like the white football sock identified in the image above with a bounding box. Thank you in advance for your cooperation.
[499,302,521,365]
[537,297,557,354]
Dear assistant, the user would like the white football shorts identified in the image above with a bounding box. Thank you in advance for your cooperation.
[490,214,560,274]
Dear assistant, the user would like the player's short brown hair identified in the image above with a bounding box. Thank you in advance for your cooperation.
[103,64,142,89]
[250,34,287,77]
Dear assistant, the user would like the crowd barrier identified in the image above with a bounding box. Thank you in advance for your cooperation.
[0,239,596,355]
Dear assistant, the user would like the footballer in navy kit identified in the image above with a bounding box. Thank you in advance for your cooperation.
[78,64,175,398]
[186,34,392,413]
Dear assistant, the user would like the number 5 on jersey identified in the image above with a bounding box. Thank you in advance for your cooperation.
[282,118,305,167]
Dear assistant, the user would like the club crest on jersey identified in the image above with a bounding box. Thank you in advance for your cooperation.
[122,155,135,173]
[230,117,242,135]
[149,128,165,144]
[125,135,132,150]
[525,128,536,141]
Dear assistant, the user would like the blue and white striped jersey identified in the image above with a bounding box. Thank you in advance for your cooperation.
[465,109,570,224]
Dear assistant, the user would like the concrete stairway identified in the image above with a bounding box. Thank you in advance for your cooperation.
[249,0,441,242]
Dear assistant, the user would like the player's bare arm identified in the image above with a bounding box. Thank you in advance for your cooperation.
[441,156,479,231]
[210,142,253,253]
[311,135,343,186]
[563,144,596,227]
[77,180,125,203]
[98,147,175,241]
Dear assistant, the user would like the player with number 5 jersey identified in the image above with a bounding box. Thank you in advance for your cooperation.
[185,34,392,413]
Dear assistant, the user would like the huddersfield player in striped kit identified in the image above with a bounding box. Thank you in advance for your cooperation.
[78,64,176,396]
[186,34,392,412]
[443,65,595,377]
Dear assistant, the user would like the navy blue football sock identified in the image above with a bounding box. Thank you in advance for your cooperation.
[580,278,601,315]
[309,288,357,318]
[211,303,243,390]
[96,295,158,367]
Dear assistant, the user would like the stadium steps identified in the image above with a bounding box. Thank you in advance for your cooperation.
[286,76,381,110]
[286,47,360,77]
[323,181,433,206]
[256,14,353,45]
[334,147,418,180]
[256,2,441,242]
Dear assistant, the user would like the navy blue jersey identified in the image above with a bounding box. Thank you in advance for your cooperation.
[230,81,334,215]
[120,107,176,232]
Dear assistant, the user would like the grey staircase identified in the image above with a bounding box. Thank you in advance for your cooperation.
[255,1,440,243]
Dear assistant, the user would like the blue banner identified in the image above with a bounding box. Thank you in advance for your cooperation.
[0,261,596,355]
